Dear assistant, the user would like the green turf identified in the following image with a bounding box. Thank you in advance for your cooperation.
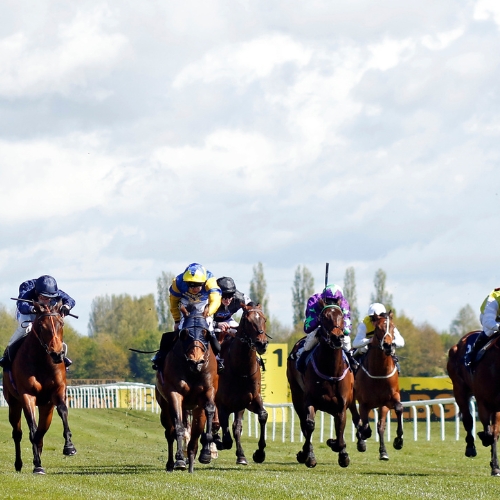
[0,407,498,499]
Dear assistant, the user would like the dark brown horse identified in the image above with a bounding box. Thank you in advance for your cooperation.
[287,302,354,468]
[2,300,76,474]
[447,330,500,476]
[155,313,218,473]
[350,311,403,460]
[215,303,269,465]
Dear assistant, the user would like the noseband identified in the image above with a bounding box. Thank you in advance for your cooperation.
[319,304,344,349]
[238,309,270,350]
[31,312,65,357]
[374,315,394,355]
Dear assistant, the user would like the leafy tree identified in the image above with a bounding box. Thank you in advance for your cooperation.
[0,304,17,349]
[343,267,360,334]
[157,271,175,332]
[267,315,293,343]
[249,262,269,314]
[291,265,314,327]
[449,304,481,337]
[90,334,131,379]
[395,314,446,376]
[370,269,394,310]
[129,329,160,384]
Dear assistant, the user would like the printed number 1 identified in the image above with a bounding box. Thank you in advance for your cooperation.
[273,348,282,367]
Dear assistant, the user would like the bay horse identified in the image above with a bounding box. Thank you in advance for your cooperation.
[350,311,403,460]
[155,313,218,473]
[2,300,76,474]
[447,330,500,476]
[215,303,269,465]
[287,302,354,468]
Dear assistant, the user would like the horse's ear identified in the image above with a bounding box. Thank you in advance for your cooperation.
[33,301,45,313]
[319,298,325,308]
[388,310,394,320]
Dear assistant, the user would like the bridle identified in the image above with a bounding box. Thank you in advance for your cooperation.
[372,314,394,356]
[319,304,344,350]
[31,312,65,360]
[237,308,270,351]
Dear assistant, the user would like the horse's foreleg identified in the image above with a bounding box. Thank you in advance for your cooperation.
[297,404,316,468]
[168,395,186,471]
[21,394,45,474]
[356,403,371,452]
[232,410,247,465]
[455,392,476,457]
[55,396,76,456]
[327,408,350,468]
[188,408,205,473]
[377,406,389,461]
[198,400,215,465]
[249,397,268,464]
[217,405,233,450]
[393,399,404,450]
[8,401,23,472]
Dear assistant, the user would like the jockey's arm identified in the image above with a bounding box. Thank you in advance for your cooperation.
[204,277,222,317]
[481,298,500,336]
[352,322,369,349]
[169,283,182,323]
[393,327,405,347]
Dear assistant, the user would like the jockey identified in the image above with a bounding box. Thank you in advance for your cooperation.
[152,263,222,370]
[465,288,500,367]
[297,284,354,372]
[352,303,405,358]
[0,275,75,370]
[213,276,251,372]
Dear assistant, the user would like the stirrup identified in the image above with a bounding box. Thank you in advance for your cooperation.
[217,359,225,374]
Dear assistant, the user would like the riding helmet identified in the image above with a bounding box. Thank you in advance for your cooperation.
[217,277,236,296]
[182,263,207,284]
[35,275,59,297]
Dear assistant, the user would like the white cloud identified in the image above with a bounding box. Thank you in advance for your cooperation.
[0,6,129,97]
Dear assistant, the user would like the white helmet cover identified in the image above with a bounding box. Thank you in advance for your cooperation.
[368,303,386,316]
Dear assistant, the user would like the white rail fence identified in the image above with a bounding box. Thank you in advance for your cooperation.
[0,383,474,443]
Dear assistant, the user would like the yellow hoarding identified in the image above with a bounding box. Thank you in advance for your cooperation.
[260,343,289,421]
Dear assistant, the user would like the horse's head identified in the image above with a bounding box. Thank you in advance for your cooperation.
[318,300,345,349]
[238,303,269,355]
[370,310,395,356]
[32,299,66,364]
[179,314,210,373]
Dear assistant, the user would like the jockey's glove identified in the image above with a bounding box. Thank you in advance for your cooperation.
[61,305,71,316]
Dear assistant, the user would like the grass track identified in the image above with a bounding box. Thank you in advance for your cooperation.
[0,408,498,499]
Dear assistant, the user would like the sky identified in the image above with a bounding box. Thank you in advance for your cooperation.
[1,0,499,336]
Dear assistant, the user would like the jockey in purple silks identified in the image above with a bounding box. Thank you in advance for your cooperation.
[296,284,354,371]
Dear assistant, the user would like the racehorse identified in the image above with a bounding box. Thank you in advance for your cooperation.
[155,313,218,473]
[2,300,76,474]
[447,330,500,476]
[350,311,404,460]
[215,303,269,465]
[287,302,354,468]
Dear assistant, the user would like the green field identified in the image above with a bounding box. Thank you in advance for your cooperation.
[0,408,498,499]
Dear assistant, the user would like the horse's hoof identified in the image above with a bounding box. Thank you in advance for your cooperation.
[14,461,23,472]
[296,450,307,464]
[379,452,390,461]
[198,452,211,464]
[327,439,341,453]
[33,467,46,475]
[253,450,265,463]
[173,460,187,470]
[305,456,317,468]
[478,431,494,447]
[339,452,350,468]
[393,437,403,450]
[222,438,233,450]
[236,457,248,465]
[491,468,500,477]
[357,440,367,452]
[63,445,77,456]
[465,446,477,458]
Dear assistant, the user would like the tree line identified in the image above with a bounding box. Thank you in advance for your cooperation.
[0,265,480,383]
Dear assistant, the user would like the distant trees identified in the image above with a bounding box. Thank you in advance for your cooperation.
[0,304,17,349]
[449,304,480,337]
[370,269,393,310]
[157,271,175,332]
[249,262,269,314]
[291,265,314,327]
[343,267,359,334]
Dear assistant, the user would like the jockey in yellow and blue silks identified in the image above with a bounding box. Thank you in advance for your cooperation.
[151,263,222,371]
[169,263,222,330]
[465,288,500,367]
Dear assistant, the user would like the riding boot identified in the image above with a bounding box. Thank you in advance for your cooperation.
[151,331,177,370]
[216,355,224,374]
[208,331,221,356]
[0,348,9,370]
[465,331,489,368]
[344,349,359,374]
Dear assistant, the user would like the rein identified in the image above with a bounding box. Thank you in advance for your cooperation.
[311,350,350,382]
[31,312,64,356]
